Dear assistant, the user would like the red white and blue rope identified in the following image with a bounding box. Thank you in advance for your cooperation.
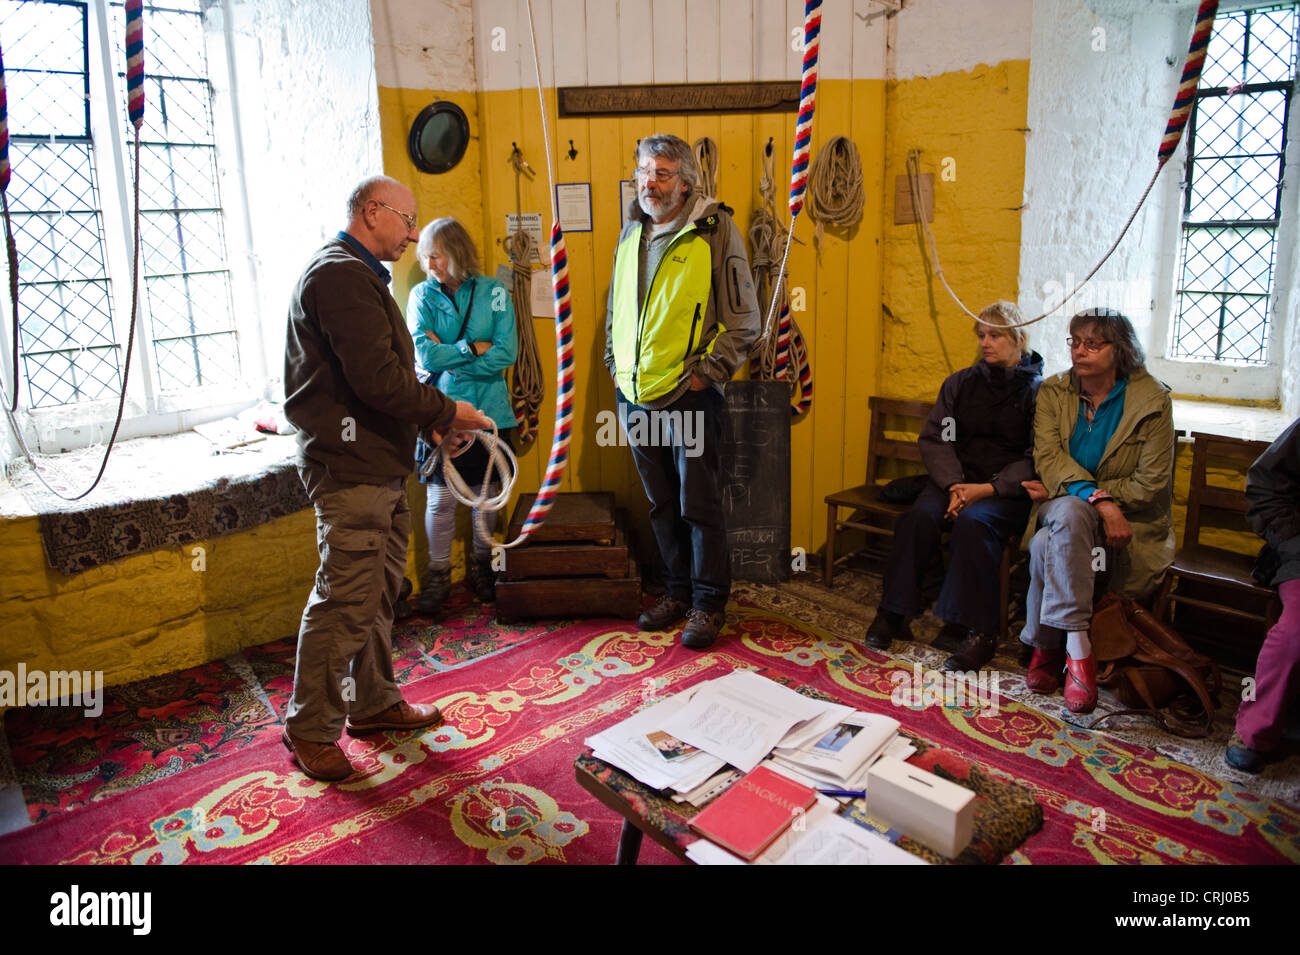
[498,0,576,547]
[788,0,821,218]
[761,0,821,403]
[920,0,1219,330]
[126,0,145,130]
[1159,0,1218,166]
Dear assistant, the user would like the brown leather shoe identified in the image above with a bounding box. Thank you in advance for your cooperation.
[346,700,443,736]
[682,608,725,650]
[942,631,997,672]
[282,728,354,781]
[638,595,690,631]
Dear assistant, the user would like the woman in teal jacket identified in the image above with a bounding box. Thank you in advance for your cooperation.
[408,217,518,613]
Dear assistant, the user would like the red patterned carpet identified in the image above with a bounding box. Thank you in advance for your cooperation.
[2,596,1298,865]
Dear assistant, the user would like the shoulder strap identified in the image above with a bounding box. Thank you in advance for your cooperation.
[454,278,478,343]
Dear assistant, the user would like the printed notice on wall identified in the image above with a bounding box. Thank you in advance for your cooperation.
[531,270,554,318]
[505,213,544,262]
[620,179,637,223]
[555,183,592,232]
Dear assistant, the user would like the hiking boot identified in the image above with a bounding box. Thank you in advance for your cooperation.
[416,567,451,615]
[466,557,497,602]
[865,610,907,651]
[1224,734,1272,774]
[682,608,725,650]
[942,631,997,672]
[393,577,414,621]
[638,595,690,631]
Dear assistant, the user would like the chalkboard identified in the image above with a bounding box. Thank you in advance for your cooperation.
[720,380,791,583]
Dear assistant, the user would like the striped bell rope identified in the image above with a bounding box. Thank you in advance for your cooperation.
[512,219,575,542]
[788,0,822,218]
[1158,0,1218,167]
[126,0,145,130]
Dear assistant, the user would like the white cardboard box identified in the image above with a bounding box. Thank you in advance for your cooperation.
[866,756,976,858]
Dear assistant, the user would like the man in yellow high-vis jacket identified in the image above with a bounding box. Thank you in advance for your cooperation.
[603,134,760,649]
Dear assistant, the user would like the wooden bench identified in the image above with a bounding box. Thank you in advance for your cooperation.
[823,396,1019,638]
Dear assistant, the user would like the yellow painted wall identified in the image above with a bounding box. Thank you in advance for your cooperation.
[0,511,319,703]
[882,61,1031,398]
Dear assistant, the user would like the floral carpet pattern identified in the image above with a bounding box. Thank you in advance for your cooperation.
[1,581,1298,865]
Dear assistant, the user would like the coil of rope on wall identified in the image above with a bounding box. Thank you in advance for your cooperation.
[504,143,544,447]
[805,133,864,249]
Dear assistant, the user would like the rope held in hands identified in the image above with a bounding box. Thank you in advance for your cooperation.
[913,0,1219,331]
[0,0,147,501]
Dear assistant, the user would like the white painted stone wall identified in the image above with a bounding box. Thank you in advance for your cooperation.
[214,0,382,397]
[371,0,476,90]
[890,0,1033,80]
[1019,0,1295,408]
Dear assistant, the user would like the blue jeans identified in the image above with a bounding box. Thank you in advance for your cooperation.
[880,482,1030,635]
[1019,495,1105,648]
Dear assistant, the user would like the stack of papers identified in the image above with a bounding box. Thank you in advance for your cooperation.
[770,711,903,791]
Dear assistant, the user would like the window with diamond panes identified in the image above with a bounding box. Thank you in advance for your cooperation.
[110,0,239,393]
[1172,3,1298,364]
[1,0,122,408]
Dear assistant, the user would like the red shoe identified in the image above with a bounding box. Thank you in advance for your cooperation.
[1064,653,1098,714]
[1025,647,1065,694]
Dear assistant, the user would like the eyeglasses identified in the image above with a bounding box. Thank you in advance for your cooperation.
[375,201,417,231]
[634,166,681,184]
[1066,337,1112,353]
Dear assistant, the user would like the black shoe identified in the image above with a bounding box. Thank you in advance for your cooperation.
[467,557,496,602]
[1225,735,1272,774]
[865,611,906,650]
[682,608,725,650]
[933,621,968,653]
[638,595,690,631]
[393,577,415,621]
[942,631,997,672]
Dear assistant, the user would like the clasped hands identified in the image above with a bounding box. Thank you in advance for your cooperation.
[945,482,994,520]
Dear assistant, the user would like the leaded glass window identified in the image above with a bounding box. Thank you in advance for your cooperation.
[1172,3,1298,364]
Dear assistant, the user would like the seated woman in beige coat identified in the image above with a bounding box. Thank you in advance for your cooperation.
[1019,308,1176,714]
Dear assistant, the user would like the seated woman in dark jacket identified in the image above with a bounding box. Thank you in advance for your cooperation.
[1228,416,1300,773]
[865,301,1043,672]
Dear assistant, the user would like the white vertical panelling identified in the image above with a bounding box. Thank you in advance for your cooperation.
[752,0,788,80]
[616,0,654,83]
[651,0,687,83]
[585,0,620,84]
[718,0,753,82]
[785,0,802,80]
[522,0,556,90]
[686,0,721,83]
[552,0,588,86]
[850,0,888,80]
[476,0,520,91]
[817,0,852,81]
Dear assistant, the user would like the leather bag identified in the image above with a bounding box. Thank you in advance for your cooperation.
[1087,593,1222,738]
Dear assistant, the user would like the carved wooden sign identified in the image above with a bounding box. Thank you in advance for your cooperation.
[558,82,801,117]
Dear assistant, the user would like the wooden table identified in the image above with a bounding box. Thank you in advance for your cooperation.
[574,736,1044,865]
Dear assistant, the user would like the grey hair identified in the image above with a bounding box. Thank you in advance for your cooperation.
[634,134,698,194]
[345,175,404,221]
[1070,307,1145,379]
[976,301,1030,355]
[415,217,480,284]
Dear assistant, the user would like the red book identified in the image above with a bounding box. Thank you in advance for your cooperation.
[689,765,817,861]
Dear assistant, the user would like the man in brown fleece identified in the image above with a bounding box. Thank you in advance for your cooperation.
[281,175,491,781]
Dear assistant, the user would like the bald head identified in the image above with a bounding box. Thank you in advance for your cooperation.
[343,175,418,262]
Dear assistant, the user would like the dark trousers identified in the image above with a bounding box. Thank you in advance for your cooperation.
[618,386,729,613]
[880,482,1030,635]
